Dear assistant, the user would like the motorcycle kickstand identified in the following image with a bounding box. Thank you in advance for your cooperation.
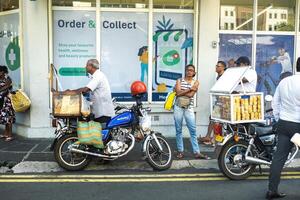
[258,165,262,174]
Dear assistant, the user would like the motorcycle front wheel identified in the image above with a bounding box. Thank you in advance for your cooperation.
[218,140,256,180]
[145,134,173,171]
[54,134,90,171]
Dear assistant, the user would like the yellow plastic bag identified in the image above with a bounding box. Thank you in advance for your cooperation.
[9,90,31,112]
[164,91,176,111]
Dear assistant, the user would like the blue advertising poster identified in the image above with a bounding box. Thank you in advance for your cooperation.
[256,35,294,95]
[219,34,252,68]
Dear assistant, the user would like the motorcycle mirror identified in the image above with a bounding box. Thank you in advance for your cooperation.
[265,95,273,102]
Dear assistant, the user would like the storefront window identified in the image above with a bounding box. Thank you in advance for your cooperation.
[219,34,252,68]
[52,0,96,7]
[0,0,18,12]
[53,10,96,89]
[220,0,253,31]
[256,35,294,95]
[152,13,194,101]
[257,0,295,32]
[100,12,148,102]
[153,0,194,9]
[100,0,149,8]
[0,12,21,89]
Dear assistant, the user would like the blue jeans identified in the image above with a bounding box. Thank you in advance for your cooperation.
[174,105,200,154]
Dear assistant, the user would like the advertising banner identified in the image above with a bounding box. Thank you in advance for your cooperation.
[152,13,194,101]
[53,10,96,90]
[0,13,21,89]
[219,33,252,68]
[256,35,294,95]
[100,12,148,101]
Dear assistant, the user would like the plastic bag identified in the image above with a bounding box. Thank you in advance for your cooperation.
[9,90,31,112]
[77,121,103,149]
[81,95,91,117]
[164,91,176,111]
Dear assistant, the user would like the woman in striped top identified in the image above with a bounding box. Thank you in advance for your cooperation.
[174,64,210,159]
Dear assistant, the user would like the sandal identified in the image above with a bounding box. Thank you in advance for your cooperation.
[4,137,14,142]
[194,153,211,160]
[176,152,184,159]
[0,134,8,138]
[198,137,211,143]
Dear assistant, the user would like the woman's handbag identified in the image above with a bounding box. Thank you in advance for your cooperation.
[77,121,104,149]
[176,96,191,109]
[164,91,176,111]
[9,90,31,112]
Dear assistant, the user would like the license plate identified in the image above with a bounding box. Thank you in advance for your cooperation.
[215,135,224,142]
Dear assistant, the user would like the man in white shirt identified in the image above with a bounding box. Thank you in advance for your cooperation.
[234,56,257,93]
[65,59,115,123]
[266,59,300,199]
[273,48,293,74]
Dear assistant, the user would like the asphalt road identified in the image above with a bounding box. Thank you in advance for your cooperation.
[1,169,300,200]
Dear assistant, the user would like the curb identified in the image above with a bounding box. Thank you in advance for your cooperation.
[7,158,300,173]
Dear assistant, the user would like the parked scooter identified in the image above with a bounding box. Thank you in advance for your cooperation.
[216,96,299,180]
[50,86,173,171]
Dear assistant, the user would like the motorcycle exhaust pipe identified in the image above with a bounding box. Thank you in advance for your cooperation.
[70,148,114,159]
[245,156,271,166]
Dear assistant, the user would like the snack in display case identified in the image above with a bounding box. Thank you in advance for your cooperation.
[210,93,264,123]
[211,95,231,121]
[233,95,262,121]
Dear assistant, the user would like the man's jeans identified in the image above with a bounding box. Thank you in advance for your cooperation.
[174,105,200,154]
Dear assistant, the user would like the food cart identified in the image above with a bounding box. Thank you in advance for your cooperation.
[210,66,264,124]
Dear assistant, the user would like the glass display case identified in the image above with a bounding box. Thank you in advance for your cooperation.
[210,66,265,124]
[210,93,264,123]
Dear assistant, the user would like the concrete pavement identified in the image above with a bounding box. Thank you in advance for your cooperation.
[1,136,300,173]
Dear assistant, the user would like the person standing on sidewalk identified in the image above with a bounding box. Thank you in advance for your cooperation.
[174,64,210,160]
[0,65,15,142]
[266,58,300,199]
[198,61,226,145]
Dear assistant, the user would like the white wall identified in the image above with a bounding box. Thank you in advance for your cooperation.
[195,0,220,136]
[14,0,54,138]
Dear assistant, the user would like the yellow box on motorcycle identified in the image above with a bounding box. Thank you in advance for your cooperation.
[77,121,104,149]
[52,92,91,117]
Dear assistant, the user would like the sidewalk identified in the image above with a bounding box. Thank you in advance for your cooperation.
[0,136,300,173]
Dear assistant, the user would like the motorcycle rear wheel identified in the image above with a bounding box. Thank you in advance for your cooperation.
[54,134,90,171]
[145,134,173,171]
[218,140,256,180]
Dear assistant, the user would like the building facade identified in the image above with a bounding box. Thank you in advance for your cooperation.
[0,0,299,138]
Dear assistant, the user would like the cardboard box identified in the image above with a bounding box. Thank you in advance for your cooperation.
[52,92,82,117]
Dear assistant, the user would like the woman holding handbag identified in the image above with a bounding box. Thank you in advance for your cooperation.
[174,64,210,159]
[0,65,15,142]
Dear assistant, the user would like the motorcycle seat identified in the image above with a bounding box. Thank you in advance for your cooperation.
[249,124,273,136]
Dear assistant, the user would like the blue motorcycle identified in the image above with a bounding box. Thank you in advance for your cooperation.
[51,95,173,171]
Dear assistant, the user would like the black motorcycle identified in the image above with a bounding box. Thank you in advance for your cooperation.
[216,114,299,180]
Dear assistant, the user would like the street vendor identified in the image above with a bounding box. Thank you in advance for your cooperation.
[233,56,257,93]
[64,59,115,123]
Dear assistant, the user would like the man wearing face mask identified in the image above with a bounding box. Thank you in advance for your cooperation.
[65,59,115,123]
